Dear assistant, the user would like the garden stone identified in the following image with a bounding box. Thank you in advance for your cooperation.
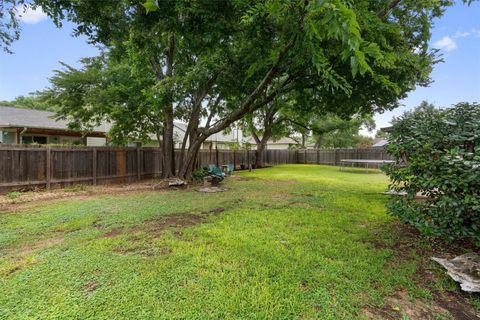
[168,178,187,187]
[431,253,480,292]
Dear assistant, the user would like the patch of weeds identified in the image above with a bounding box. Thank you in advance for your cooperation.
[192,168,206,182]
[6,191,22,200]
[468,296,480,313]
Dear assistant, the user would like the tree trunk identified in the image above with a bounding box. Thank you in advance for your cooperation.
[314,136,323,149]
[162,113,175,178]
[301,133,307,149]
[170,21,303,180]
[255,139,269,168]
[178,135,206,180]
[161,33,175,178]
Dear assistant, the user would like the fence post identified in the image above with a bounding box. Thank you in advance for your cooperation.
[136,147,141,180]
[355,148,358,168]
[316,149,320,165]
[334,149,339,166]
[304,149,307,164]
[92,148,97,185]
[216,147,219,167]
[46,147,51,189]
[233,149,237,169]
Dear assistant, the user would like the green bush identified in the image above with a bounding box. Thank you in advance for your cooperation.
[384,102,480,245]
[192,168,206,182]
[6,191,22,200]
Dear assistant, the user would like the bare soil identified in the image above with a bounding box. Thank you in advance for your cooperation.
[364,223,480,319]
[9,237,65,256]
[0,180,174,213]
[100,206,227,241]
[1,237,65,276]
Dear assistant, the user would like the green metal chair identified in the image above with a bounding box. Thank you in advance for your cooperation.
[207,164,225,178]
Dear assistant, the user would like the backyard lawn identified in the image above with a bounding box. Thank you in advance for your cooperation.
[0,165,478,319]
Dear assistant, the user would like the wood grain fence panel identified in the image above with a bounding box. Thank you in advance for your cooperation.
[0,145,391,193]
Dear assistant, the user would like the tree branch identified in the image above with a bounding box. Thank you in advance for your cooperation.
[377,0,402,19]
[149,55,164,81]
[200,7,307,138]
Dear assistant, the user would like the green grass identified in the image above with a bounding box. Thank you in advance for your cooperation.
[0,165,477,319]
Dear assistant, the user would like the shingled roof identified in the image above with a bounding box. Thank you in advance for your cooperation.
[0,106,109,133]
[0,106,239,143]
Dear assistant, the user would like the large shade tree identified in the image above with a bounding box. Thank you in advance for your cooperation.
[240,98,290,168]
[40,54,164,146]
[19,0,464,179]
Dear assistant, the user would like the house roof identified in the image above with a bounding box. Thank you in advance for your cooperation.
[269,137,299,145]
[372,139,388,147]
[173,122,238,143]
[380,126,393,132]
[244,136,298,145]
[0,106,238,143]
[0,106,109,133]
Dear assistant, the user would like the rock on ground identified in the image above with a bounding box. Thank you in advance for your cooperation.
[168,178,187,187]
[432,253,480,292]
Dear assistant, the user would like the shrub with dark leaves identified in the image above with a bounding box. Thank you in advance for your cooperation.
[383,102,480,246]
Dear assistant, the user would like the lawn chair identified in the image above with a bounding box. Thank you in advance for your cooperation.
[227,163,234,175]
[204,164,225,186]
[207,164,226,177]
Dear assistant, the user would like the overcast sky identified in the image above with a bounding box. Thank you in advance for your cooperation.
[0,2,479,136]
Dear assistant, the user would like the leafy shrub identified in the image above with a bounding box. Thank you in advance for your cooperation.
[384,102,480,245]
[6,191,22,200]
[192,168,206,182]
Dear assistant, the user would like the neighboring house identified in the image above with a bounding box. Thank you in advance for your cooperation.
[265,137,301,149]
[372,139,388,148]
[0,106,108,146]
[0,106,241,149]
[172,122,241,150]
[245,136,300,150]
[140,122,242,149]
[371,126,392,148]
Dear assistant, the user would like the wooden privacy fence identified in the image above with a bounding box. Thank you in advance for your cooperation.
[0,146,163,192]
[0,145,389,192]
[296,148,392,166]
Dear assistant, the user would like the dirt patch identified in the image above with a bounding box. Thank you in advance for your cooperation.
[0,238,63,276]
[139,213,205,235]
[364,290,451,319]
[84,280,99,293]
[436,291,480,320]
[109,207,229,255]
[234,176,257,181]
[98,205,229,243]
[366,223,480,319]
[364,290,479,320]
[0,180,173,213]
[11,237,65,256]
[102,228,123,238]
[3,265,23,276]
[114,244,174,256]
[202,207,226,215]
[98,214,205,240]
